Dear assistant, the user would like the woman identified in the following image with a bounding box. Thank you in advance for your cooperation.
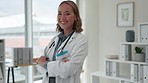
[36,1,88,83]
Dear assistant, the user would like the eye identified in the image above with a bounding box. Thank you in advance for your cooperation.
[58,12,62,15]
[65,13,70,15]
[58,11,62,15]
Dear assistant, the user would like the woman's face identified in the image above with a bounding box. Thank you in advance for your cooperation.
[57,3,76,31]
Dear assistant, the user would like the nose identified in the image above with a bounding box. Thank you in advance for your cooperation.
[60,15,66,20]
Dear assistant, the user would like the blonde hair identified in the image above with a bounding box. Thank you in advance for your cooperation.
[56,1,83,33]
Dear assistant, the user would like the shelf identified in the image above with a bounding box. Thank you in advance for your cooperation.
[91,71,134,82]
[0,39,5,83]
[6,62,37,67]
[106,58,148,65]
[0,61,4,63]
[91,41,148,83]
[121,42,148,45]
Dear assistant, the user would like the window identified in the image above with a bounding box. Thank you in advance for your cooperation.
[0,0,76,83]
[0,0,26,82]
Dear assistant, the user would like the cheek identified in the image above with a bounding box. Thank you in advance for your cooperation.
[68,16,76,23]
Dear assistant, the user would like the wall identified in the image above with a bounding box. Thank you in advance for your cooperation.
[79,0,99,83]
[98,1,148,83]
[79,0,148,83]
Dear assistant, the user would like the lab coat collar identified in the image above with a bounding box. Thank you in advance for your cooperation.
[56,31,77,50]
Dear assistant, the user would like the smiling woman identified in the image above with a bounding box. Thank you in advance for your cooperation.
[36,1,88,83]
[33,0,78,83]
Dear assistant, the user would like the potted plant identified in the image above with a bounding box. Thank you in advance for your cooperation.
[135,47,143,54]
[135,47,145,62]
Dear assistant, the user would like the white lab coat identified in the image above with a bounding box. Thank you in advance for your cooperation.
[37,32,88,83]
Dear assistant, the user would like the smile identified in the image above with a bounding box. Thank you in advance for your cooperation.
[61,21,68,24]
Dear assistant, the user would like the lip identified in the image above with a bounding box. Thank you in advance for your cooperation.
[60,21,68,24]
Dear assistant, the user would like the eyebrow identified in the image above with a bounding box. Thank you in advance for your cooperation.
[58,10,71,12]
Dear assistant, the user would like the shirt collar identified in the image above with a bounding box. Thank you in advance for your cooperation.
[58,30,74,38]
[58,30,74,42]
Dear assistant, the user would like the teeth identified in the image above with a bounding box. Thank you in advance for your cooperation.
[61,22,66,24]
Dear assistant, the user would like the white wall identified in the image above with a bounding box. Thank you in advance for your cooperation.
[79,0,148,83]
[79,0,99,83]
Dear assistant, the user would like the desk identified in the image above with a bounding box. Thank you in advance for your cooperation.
[6,63,37,83]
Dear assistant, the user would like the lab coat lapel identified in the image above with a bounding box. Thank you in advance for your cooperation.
[48,34,60,59]
[57,32,77,51]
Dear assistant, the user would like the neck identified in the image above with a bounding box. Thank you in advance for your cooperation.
[64,29,73,36]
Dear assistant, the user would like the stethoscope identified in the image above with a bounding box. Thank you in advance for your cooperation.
[44,31,74,60]
[44,41,55,58]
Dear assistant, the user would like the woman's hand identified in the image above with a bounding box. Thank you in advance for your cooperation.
[36,56,48,66]
[62,57,70,62]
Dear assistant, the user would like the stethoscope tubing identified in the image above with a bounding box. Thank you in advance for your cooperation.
[44,31,74,59]
[44,41,55,57]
